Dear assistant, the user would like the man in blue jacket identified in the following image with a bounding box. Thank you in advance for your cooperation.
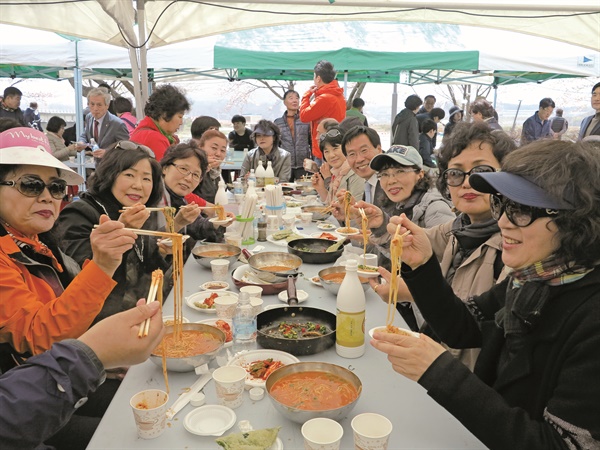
[521,97,554,145]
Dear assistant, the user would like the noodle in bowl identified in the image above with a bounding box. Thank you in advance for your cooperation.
[149,323,225,372]
[265,362,362,423]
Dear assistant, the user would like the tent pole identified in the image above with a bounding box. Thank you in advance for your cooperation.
[128,47,144,119]
[493,84,498,109]
[73,40,86,191]
[391,83,398,145]
[343,70,348,98]
[137,0,149,107]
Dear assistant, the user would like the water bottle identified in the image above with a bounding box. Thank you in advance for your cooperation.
[90,138,99,152]
[248,169,257,187]
[233,292,257,353]
[336,259,366,358]
[264,161,275,186]
[233,181,243,196]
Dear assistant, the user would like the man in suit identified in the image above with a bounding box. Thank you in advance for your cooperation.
[578,82,600,140]
[80,87,129,161]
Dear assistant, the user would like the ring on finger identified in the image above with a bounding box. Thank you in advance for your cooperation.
[374,284,379,292]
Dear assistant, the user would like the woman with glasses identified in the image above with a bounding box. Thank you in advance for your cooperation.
[371,122,516,365]
[158,142,234,250]
[311,126,364,203]
[240,120,292,182]
[56,141,169,326]
[0,128,137,448]
[372,140,600,449]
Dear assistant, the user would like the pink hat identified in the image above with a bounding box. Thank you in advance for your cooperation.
[0,127,83,185]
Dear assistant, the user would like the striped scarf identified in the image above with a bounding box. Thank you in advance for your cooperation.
[508,255,592,288]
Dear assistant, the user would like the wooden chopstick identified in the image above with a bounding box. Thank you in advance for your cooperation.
[92,225,180,238]
[138,271,163,338]
[120,207,166,212]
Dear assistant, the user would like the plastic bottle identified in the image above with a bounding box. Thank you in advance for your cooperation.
[248,169,257,188]
[214,180,229,206]
[90,138,99,152]
[246,179,257,199]
[336,259,366,358]
[255,162,266,188]
[233,292,257,353]
[264,161,275,186]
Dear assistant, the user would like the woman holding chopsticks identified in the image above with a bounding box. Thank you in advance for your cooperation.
[56,141,170,326]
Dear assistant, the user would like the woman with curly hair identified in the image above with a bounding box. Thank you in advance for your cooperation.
[373,140,600,449]
[130,84,190,160]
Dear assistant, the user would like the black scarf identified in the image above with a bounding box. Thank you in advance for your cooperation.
[446,213,500,284]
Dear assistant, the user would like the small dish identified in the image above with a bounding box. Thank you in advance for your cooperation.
[310,231,341,241]
[200,281,230,291]
[316,222,336,231]
[278,289,309,303]
[209,216,234,226]
[158,235,190,247]
[183,405,236,436]
[185,291,238,313]
[357,265,380,278]
[336,227,360,236]
[309,275,322,287]
[227,349,300,389]
[369,326,420,339]
[195,318,233,347]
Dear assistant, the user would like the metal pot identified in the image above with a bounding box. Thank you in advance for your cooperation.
[248,252,302,283]
[192,243,241,269]
[265,361,362,424]
[318,266,371,295]
[287,238,343,264]
[256,277,336,356]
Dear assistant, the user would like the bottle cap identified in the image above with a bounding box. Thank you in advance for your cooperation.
[190,392,206,407]
[249,388,264,401]
[345,259,358,269]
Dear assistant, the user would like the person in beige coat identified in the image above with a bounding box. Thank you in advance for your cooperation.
[45,116,85,161]
[370,122,517,370]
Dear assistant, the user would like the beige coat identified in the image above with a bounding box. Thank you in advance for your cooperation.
[425,220,505,370]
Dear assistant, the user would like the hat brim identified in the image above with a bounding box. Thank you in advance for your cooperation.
[470,172,573,210]
[0,146,84,185]
[370,153,422,171]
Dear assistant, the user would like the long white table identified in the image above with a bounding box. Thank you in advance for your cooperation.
[87,222,486,450]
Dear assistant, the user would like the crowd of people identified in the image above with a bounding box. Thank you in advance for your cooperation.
[0,70,598,450]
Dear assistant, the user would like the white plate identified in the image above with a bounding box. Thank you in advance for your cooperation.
[357,266,380,278]
[199,281,230,291]
[309,275,322,287]
[185,291,238,313]
[316,222,336,231]
[183,405,236,436]
[368,326,420,339]
[227,349,300,389]
[266,232,307,247]
[158,235,190,247]
[195,318,233,347]
[310,232,342,241]
[278,289,309,304]
[336,227,360,236]
[209,216,234,226]
[279,182,296,188]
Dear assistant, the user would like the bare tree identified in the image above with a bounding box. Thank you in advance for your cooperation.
[346,82,367,109]
[444,84,491,121]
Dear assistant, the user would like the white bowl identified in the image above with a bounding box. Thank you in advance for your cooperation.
[368,326,420,339]
[183,405,236,436]
[278,289,308,304]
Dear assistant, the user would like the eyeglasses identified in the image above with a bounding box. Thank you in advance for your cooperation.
[171,164,202,181]
[319,129,342,142]
[0,175,68,200]
[490,194,558,227]
[376,168,419,180]
[442,165,498,187]
[114,140,155,158]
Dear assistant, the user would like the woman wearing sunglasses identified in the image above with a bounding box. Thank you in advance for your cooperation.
[56,141,169,326]
[312,126,364,203]
[158,142,235,249]
[372,140,600,449]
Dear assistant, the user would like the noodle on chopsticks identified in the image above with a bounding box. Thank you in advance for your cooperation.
[359,208,368,257]
[162,207,177,233]
[344,191,352,229]
[215,204,226,221]
[386,226,405,328]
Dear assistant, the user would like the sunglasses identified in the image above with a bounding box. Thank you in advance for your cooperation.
[442,165,498,187]
[319,129,342,142]
[114,140,155,158]
[0,175,68,200]
[490,194,558,227]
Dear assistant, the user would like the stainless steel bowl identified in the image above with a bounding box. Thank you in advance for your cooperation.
[248,252,302,283]
[149,323,225,372]
[318,266,371,295]
[192,243,241,269]
[265,362,362,424]
[301,205,331,222]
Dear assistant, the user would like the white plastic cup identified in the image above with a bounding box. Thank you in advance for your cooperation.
[129,389,169,439]
[282,213,296,230]
[211,259,230,281]
[351,413,393,450]
[240,285,263,299]
[249,296,264,316]
[358,253,378,268]
[301,417,344,450]
[224,232,242,248]
[300,212,313,225]
[214,295,238,319]
[212,366,247,409]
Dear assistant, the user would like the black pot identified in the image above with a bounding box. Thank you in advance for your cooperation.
[287,238,343,264]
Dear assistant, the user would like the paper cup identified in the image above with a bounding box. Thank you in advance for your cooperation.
[351,413,393,450]
[214,295,238,319]
[211,259,230,281]
[300,212,313,225]
[129,389,169,439]
[240,285,263,299]
[249,297,264,316]
[301,417,343,450]
[212,366,247,409]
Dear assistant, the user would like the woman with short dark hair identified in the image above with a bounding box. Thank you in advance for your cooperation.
[45,116,84,161]
[240,119,292,181]
[130,84,190,160]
